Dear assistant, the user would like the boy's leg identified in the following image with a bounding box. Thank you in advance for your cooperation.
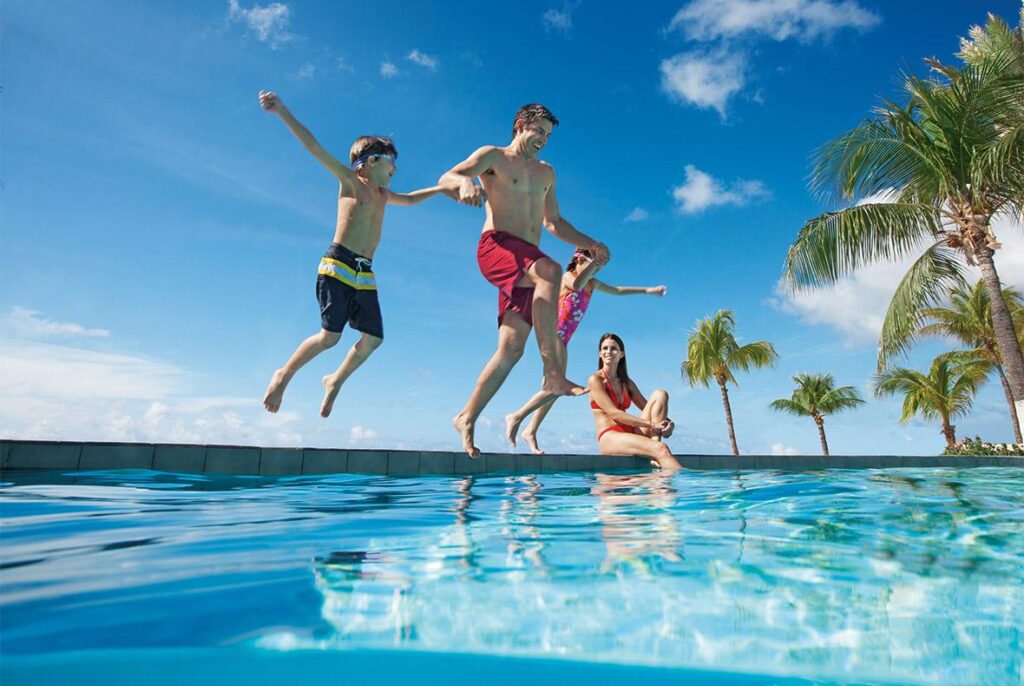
[263,329,342,412]
[321,331,383,418]
[520,258,582,397]
[453,314,531,457]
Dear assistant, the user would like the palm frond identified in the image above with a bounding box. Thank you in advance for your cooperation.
[782,202,942,289]
[878,243,967,368]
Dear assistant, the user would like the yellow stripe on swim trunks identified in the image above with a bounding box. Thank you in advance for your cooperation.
[318,257,377,290]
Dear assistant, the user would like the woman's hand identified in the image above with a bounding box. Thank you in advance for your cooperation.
[653,419,675,438]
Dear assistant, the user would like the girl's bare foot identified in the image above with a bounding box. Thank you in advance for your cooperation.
[452,413,480,458]
[320,375,342,418]
[523,429,545,455]
[505,413,523,447]
[263,369,289,413]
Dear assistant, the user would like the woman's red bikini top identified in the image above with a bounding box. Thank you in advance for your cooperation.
[591,373,631,411]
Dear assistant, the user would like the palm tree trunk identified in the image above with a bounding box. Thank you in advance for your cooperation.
[995,363,1024,443]
[814,415,830,456]
[975,243,1024,433]
[717,379,739,456]
[941,413,957,450]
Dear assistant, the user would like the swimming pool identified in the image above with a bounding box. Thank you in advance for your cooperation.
[1,468,1021,685]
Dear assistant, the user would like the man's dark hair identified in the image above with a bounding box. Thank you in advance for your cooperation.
[349,136,398,164]
[513,104,558,136]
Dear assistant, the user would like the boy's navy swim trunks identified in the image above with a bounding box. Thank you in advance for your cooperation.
[315,243,383,339]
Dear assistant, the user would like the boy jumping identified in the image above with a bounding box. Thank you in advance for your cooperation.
[259,90,451,418]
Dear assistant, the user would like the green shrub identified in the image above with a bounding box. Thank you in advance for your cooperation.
[943,436,1024,456]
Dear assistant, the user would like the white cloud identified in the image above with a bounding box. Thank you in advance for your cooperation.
[227,0,295,48]
[349,425,379,442]
[771,443,799,455]
[625,207,650,223]
[296,62,315,79]
[336,57,354,73]
[4,307,110,339]
[0,312,306,446]
[668,0,880,43]
[671,164,769,214]
[773,215,1024,347]
[542,5,574,34]
[380,61,399,78]
[406,49,438,70]
[660,50,745,117]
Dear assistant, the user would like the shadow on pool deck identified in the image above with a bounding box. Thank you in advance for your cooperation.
[1,439,1021,476]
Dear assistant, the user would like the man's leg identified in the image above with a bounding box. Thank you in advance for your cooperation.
[453,314,531,457]
[320,331,383,418]
[506,340,567,450]
[264,329,342,412]
[521,258,582,397]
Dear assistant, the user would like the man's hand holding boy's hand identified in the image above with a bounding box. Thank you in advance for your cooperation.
[456,178,484,207]
[259,90,282,113]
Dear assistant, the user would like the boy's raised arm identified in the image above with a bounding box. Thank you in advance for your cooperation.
[438,146,498,207]
[259,90,358,189]
[543,170,611,263]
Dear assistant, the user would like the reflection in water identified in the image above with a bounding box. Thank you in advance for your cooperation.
[2,469,1022,684]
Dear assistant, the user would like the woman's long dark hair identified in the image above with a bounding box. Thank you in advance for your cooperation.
[597,333,630,386]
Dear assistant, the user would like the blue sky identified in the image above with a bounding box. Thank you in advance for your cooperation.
[2,0,1022,455]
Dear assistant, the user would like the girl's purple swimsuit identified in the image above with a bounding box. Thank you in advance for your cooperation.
[556,287,593,345]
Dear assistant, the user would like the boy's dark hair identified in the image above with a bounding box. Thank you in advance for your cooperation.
[513,104,559,136]
[349,136,398,164]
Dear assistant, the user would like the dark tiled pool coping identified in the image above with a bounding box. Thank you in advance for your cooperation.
[2,440,1022,475]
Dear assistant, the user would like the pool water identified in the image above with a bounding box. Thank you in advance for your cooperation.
[1,468,1022,685]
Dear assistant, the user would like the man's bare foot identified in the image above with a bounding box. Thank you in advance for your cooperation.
[542,373,584,397]
[452,413,480,458]
[505,413,523,447]
[263,369,289,413]
[320,375,342,418]
[523,430,545,455]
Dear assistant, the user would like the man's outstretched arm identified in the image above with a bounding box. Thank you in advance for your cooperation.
[259,90,358,190]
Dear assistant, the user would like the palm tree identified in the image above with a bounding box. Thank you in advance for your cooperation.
[682,310,778,455]
[781,18,1024,428]
[875,354,992,449]
[770,373,865,456]
[918,281,1024,442]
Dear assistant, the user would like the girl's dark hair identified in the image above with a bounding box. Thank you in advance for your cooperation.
[566,248,592,272]
[597,333,630,385]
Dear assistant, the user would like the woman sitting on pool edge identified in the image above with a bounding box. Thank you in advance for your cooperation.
[589,333,681,470]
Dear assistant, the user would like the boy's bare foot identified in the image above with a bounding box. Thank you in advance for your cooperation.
[523,429,545,455]
[320,375,342,418]
[263,369,289,413]
[542,373,584,397]
[505,413,523,447]
[452,413,480,458]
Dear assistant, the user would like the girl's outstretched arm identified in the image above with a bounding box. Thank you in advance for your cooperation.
[592,280,667,297]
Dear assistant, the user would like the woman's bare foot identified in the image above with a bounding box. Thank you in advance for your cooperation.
[452,413,480,458]
[320,375,342,418]
[523,429,545,455]
[505,413,523,447]
[263,369,289,413]
[542,373,584,397]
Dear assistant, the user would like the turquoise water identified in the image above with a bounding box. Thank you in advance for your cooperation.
[1,468,1022,685]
